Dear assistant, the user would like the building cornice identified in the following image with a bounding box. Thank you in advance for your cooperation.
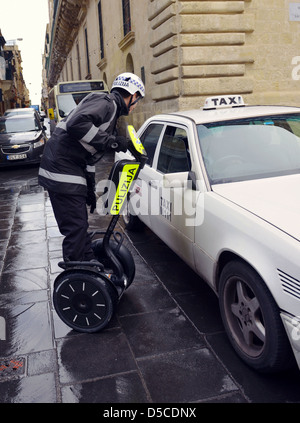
[48,0,88,86]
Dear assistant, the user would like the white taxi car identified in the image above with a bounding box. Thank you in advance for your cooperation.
[115,95,300,373]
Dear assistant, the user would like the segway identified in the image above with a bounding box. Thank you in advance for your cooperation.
[53,125,147,333]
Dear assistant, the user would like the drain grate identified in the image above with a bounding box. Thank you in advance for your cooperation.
[0,358,25,377]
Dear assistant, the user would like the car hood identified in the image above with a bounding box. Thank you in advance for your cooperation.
[212,174,300,241]
[0,131,42,145]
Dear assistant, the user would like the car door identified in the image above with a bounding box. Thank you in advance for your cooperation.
[148,123,197,267]
[130,122,165,228]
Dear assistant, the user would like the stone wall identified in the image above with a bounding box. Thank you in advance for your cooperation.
[245,0,300,105]
[148,0,255,113]
[48,0,300,128]
[149,0,300,111]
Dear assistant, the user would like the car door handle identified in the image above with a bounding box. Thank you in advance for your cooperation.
[149,180,158,190]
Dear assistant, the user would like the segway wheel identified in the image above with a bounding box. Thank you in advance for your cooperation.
[92,239,135,288]
[53,271,118,333]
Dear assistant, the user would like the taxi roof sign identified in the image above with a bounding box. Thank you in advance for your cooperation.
[203,95,245,110]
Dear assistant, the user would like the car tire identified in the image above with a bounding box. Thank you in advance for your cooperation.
[122,201,144,232]
[219,260,294,373]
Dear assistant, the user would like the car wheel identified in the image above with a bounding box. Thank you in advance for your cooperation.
[53,271,118,333]
[122,201,144,232]
[219,260,293,372]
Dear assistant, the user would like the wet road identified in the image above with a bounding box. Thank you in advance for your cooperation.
[0,156,299,404]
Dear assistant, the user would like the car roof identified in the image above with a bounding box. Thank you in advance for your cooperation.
[148,95,300,125]
[5,108,35,113]
[169,105,300,125]
[0,113,36,121]
[153,105,300,126]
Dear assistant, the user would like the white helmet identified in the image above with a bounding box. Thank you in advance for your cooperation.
[111,72,145,98]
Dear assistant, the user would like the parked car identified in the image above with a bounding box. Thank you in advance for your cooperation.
[4,108,44,122]
[115,95,300,373]
[0,113,48,167]
[4,108,36,117]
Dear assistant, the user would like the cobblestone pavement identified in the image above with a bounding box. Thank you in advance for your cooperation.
[0,155,299,404]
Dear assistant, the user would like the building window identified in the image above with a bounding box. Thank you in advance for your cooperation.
[141,66,145,85]
[84,27,90,76]
[53,0,59,20]
[126,53,134,73]
[76,43,81,80]
[122,0,131,36]
[65,61,68,81]
[98,0,104,60]
[70,56,74,80]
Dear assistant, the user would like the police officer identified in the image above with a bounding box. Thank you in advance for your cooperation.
[39,73,145,262]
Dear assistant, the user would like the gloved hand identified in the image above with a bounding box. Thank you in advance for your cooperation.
[85,171,96,213]
[86,188,97,214]
[85,171,95,190]
[108,136,128,153]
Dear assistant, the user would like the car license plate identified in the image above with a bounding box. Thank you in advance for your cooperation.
[7,154,27,161]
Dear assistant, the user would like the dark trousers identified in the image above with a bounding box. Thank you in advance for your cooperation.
[48,191,95,262]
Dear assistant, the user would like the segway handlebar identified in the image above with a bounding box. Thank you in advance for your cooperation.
[110,125,147,167]
[126,125,148,168]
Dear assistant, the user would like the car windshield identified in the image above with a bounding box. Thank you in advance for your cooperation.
[0,117,40,134]
[57,93,89,118]
[197,114,300,184]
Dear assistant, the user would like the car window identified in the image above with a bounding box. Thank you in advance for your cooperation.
[139,123,164,166]
[0,117,39,134]
[157,126,191,174]
[197,114,300,183]
[57,94,84,118]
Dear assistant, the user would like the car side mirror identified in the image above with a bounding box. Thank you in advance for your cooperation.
[163,171,189,189]
[188,171,197,191]
[163,171,198,190]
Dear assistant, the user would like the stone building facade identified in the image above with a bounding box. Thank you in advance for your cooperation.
[44,0,300,128]
[0,31,30,114]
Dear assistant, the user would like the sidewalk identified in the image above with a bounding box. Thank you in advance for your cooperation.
[0,156,299,404]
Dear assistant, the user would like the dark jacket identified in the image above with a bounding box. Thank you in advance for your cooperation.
[38,91,128,195]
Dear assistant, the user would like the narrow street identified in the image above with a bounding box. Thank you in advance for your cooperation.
[0,154,299,403]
